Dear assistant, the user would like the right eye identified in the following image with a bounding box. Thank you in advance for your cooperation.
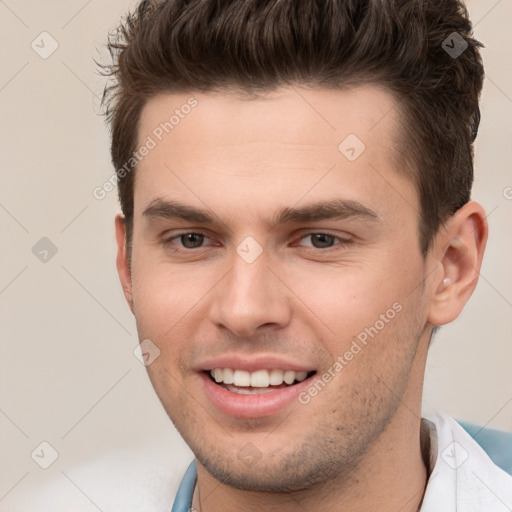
[163,232,212,251]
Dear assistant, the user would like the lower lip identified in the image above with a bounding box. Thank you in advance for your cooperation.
[199,372,313,418]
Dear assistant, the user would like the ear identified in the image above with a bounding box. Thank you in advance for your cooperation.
[114,213,134,314]
[428,201,488,326]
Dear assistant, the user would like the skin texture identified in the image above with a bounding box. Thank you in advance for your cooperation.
[115,85,487,512]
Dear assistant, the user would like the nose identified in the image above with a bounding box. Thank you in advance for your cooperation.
[208,248,292,338]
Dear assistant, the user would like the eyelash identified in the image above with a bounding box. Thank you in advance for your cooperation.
[162,231,352,252]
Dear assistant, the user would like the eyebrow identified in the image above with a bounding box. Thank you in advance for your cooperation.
[274,199,379,225]
[142,198,380,227]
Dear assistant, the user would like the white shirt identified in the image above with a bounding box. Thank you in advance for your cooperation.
[5,411,511,511]
[420,412,512,511]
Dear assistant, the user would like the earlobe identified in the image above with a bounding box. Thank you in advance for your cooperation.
[114,213,134,314]
[428,201,488,326]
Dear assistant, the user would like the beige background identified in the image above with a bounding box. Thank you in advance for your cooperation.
[0,0,511,509]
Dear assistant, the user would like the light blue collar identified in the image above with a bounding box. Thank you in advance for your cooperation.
[171,461,197,512]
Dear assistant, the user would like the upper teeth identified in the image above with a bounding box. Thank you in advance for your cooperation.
[210,368,309,387]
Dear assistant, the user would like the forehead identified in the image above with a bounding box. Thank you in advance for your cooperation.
[138,84,401,153]
[134,85,413,222]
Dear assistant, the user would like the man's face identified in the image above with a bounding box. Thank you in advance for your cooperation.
[122,85,435,490]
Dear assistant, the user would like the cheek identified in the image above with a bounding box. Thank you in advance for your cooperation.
[283,260,410,332]
[130,256,213,335]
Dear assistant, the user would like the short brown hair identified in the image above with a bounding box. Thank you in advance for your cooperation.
[99,0,484,256]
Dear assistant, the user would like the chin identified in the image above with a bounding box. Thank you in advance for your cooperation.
[200,458,324,493]
[192,436,360,494]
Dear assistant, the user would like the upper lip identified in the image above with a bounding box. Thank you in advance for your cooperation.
[196,354,316,373]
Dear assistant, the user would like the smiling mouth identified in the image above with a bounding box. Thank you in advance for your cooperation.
[206,368,317,394]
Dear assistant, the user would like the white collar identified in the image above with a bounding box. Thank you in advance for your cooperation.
[420,411,512,511]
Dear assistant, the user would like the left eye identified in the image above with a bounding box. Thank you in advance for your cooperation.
[297,233,347,249]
